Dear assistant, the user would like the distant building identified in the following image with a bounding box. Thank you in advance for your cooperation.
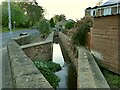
[85,0,120,74]
[55,20,67,31]
[85,0,120,17]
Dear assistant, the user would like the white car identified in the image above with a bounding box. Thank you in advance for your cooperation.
[19,32,28,36]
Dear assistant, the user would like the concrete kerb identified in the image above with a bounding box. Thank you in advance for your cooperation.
[12,34,29,40]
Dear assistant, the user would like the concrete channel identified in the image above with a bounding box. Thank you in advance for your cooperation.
[6,31,110,89]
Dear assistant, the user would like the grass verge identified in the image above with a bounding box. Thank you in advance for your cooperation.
[100,67,120,88]
[1,27,28,33]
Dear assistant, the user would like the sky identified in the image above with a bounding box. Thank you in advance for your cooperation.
[0,0,108,20]
[36,0,108,20]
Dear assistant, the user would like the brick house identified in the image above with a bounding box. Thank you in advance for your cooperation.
[85,0,120,74]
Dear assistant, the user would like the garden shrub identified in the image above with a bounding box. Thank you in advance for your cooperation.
[72,16,93,46]
[65,21,75,29]
[33,60,61,89]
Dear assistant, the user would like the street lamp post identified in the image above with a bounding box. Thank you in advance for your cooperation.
[8,0,12,32]
[14,21,16,31]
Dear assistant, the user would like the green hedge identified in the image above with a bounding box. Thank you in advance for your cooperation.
[33,60,61,88]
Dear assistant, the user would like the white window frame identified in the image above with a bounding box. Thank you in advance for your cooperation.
[103,7,111,16]
[90,9,96,17]
[108,7,111,15]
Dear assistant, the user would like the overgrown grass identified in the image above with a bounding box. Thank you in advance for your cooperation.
[1,27,28,33]
[100,67,120,88]
[33,60,61,89]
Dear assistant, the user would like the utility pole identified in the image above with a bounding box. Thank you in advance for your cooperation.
[8,0,12,32]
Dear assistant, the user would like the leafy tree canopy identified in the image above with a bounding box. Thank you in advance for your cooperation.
[49,18,55,27]
[1,1,44,28]
[37,18,50,36]
[65,21,75,29]
[52,14,66,24]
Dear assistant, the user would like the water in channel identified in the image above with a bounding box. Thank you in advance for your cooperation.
[53,43,77,89]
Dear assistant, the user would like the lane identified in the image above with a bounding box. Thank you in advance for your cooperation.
[0,29,39,89]
[1,29,39,47]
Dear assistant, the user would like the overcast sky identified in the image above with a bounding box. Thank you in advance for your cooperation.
[0,0,108,20]
[36,0,108,20]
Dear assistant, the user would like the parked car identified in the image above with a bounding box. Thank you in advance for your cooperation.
[19,32,28,36]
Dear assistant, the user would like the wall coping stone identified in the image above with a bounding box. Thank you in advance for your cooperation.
[12,35,29,40]
[20,41,52,49]
[77,46,110,88]
[20,32,54,49]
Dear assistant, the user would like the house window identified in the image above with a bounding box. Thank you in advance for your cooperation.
[93,10,96,16]
[90,10,96,16]
[111,7,117,14]
[108,8,111,15]
[104,8,107,15]
[103,7,111,16]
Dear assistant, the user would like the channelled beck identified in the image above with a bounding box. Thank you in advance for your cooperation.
[52,43,77,89]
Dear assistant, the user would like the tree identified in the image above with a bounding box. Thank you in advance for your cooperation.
[2,1,44,28]
[65,21,75,29]
[37,19,50,38]
[50,18,55,27]
[10,2,28,27]
[2,2,29,28]
[1,2,8,27]
[53,15,61,24]
[26,2,44,26]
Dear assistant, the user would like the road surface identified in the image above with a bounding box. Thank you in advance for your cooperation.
[0,29,39,89]
[1,29,39,47]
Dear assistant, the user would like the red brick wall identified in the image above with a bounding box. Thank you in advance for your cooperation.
[92,15,120,74]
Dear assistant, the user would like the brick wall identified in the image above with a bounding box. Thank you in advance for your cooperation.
[92,15,120,74]
[22,42,52,61]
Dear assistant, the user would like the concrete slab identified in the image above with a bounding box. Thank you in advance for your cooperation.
[77,46,110,88]
[78,47,96,88]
